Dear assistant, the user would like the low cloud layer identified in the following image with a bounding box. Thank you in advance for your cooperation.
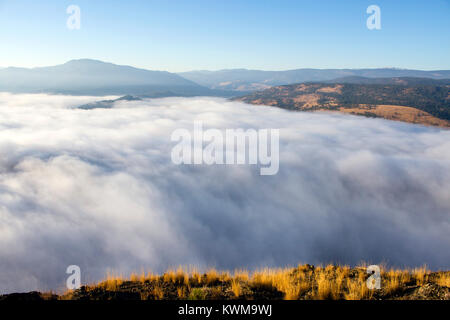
[0,93,449,293]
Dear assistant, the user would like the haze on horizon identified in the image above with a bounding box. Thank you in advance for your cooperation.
[0,0,449,72]
[2,59,450,73]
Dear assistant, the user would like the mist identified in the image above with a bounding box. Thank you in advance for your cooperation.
[0,93,449,293]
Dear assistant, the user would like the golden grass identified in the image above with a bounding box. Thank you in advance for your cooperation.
[152,285,165,300]
[339,105,450,127]
[98,271,124,291]
[436,273,450,287]
[413,266,429,286]
[65,264,449,300]
[231,279,242,297]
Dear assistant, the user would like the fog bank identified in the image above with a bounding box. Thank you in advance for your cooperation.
[0,93,449,293]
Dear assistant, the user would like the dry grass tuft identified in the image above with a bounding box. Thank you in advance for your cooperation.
[435,272,450,287]
[231,279,242,298]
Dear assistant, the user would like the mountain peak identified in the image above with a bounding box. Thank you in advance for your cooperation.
[62,59,118,69]
[0,59,213,96]
[64,59,110,65]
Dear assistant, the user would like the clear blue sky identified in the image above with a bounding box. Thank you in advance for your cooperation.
[0,0,449,71]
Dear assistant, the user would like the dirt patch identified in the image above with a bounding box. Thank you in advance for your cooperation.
[317,85,343,94]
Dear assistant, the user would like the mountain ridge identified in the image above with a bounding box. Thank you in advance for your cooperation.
[179,68,450,92]
[0,59,236,97]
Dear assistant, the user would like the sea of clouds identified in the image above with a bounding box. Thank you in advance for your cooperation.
[0,93,449,293]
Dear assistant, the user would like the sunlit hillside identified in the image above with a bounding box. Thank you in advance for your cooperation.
[11,264,445,301]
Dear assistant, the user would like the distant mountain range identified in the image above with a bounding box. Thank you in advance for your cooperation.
[179,68,450,92]
[235,79,450,127]
[0,59,235,97]
[1,60,450,126]
[2,60,449,97]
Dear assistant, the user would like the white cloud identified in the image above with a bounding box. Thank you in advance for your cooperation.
[0,94,449,293]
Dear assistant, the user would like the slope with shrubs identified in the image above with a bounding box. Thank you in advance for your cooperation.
[236,82,450,127]
[3,264,446,301]
[1,264,448,301]
[64,265,449,300]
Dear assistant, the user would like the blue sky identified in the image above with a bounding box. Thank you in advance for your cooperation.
[0,0,449,71]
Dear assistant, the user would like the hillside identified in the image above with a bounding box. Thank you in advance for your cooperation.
[1,265,448,300]
[235,81,450,127]
[0,59,234,97]
[324,76,450,86]
[76,95,143,110]
[179,68,450,92]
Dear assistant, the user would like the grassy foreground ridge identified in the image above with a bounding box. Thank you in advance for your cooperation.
[4,264,448,301]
